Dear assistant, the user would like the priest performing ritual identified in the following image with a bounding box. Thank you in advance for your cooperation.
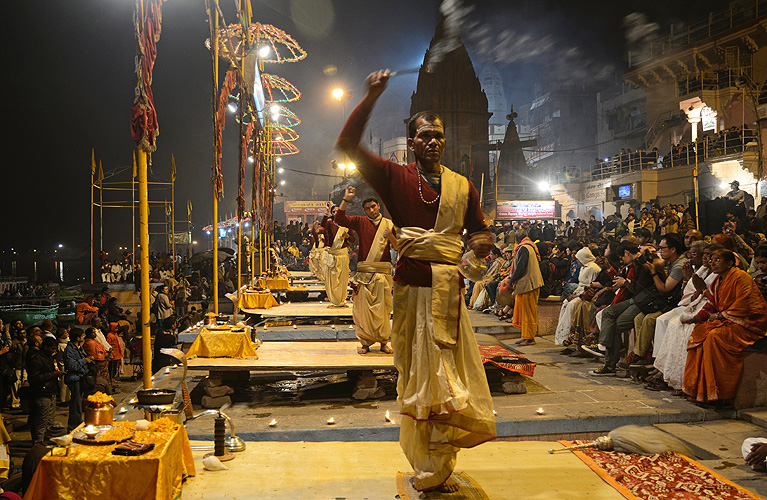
[321,202,353,307]
[336,69,496,494]
[335,185,395,354]
[308,220,326,280]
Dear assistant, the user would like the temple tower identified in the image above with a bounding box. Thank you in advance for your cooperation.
[409,17,491,190]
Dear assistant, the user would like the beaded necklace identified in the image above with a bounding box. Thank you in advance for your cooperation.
[417,165,443,205]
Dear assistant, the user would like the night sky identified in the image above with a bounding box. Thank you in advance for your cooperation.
[1,0,727,282]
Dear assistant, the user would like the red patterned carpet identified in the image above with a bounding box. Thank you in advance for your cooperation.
[563,441,765,500]
[477,345,535,376]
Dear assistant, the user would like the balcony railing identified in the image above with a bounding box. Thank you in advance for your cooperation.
[586,127,757,181]
[630,0,767,66]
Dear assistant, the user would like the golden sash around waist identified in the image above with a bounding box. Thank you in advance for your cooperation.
[357,261,392,274]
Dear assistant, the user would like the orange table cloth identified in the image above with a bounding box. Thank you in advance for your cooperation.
[239,290,279,310]
[256,277,290,290]
[24,425,195,500]
[185,327,258,359]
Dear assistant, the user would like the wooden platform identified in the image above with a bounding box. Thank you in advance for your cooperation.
[259,302,353,318]
[186,340,394,371]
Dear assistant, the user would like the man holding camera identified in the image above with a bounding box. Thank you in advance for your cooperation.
[590,242,657,376]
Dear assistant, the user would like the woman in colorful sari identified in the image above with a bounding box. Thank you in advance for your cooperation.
[682,249,767,405]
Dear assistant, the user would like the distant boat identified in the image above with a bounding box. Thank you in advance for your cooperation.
[0,276,59,325]
[0,303,58,325]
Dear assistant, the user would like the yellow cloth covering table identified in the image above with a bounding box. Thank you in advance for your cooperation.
[185,326,258,359]
[256,277,290,290]
[24,425,195,500]
[239,290,279,310]
[0,417,10,480]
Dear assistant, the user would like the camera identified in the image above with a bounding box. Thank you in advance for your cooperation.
[635,254,649,265]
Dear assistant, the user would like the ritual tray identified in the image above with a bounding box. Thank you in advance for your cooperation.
[72,425,135,445]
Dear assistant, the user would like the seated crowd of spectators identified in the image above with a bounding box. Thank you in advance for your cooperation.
[466,197,767,409]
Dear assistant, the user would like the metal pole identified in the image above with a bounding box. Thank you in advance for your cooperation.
[693,147,700,230]
[138,148,152,390]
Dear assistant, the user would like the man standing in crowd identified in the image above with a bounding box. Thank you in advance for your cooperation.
[155,284,173,329]
[27,337,63,443]
[337,69,496,493]
[507,229,544,346]
[335,185,395,354]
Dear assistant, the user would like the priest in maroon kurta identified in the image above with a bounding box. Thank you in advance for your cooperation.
[321,203,354,306]
[335,185,395,354]
[337,70,496,493]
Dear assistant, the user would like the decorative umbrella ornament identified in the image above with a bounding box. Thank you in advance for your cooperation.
[548,425,696,457]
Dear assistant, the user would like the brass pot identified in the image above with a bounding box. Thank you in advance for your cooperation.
[84,401,115,426]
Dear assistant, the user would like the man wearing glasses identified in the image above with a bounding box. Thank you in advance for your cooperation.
[623,234,687,368]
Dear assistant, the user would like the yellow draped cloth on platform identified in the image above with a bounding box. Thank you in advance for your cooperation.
[393,167,496,492]
[0,418,10,480]
[239,290,279,310]
[24,425,195,500]
[186,327,258,359]
[256,277,290,290]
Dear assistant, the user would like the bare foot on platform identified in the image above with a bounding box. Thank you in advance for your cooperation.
[440,476,459,493]
[357,345,370,355]
[380,343,393,354]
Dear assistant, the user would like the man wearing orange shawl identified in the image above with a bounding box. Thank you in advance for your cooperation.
[508,230,543,346]
[683,249,767,404]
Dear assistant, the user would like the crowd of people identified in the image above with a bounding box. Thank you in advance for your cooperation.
[467,195,767,409]
[0,280,199,453]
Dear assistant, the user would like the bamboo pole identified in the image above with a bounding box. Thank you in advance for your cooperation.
[138,148,152,390]
[90,168,94,285]
[132,152,137,283]
[172,172,176,280]
[209,0,220,315]
[99,167,104,264]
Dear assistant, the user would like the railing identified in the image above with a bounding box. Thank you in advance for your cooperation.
[587,128,758,181]
[676,69,750,97]
[645,110,687,149]
[630,0,767,66]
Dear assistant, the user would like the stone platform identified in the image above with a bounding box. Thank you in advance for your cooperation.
[179,440,625,500]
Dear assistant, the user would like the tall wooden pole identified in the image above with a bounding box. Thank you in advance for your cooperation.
[90,167,94,285]
[171,170,176,279]
[99,164,104,263]
[138,149,152,390]
[209,0,220,315]
[132,152,137,283]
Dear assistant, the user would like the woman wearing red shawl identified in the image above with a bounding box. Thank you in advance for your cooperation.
[683,249,767,404]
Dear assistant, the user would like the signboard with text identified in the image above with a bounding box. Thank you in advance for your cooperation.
[284,201,327,214]
[496,200,556,220]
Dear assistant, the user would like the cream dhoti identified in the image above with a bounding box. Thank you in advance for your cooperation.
[353,262,393,346]
[323,226,350,307]
[393,170,496,491]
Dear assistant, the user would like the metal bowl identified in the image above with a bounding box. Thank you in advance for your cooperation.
[136,389,176,405]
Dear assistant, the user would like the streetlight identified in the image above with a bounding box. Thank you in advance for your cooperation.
[332,88,351,123]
